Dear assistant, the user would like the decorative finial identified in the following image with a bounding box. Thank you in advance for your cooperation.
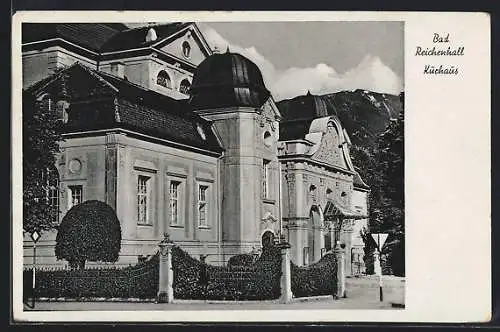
[145,27,158,42]
[226,46,230,53]
[162,232,171,243]
[306,90,312,96]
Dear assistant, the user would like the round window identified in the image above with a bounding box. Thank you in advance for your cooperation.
[263,131,272,147]
[182,41,191,58]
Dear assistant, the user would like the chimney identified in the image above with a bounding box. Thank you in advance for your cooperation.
[110,62,125,78]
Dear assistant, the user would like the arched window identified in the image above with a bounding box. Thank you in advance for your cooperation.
[41,166,60,223]
[326,188,333,200]
[156,70,172,88]
[309,184,317,202]
[179,79,191,94]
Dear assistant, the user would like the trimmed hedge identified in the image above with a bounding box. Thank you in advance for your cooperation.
[23,254,159,299]
[227,253,258,267]
[291,253,338,298]
[23,245,338,301]
[172,245,281,300]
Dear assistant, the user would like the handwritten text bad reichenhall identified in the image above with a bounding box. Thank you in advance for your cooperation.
[415,33,465,75]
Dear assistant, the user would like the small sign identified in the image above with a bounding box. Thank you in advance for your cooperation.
[30,230,40,243]
[371,233,388,251]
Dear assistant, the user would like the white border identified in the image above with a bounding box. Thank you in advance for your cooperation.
[12,11,491,323]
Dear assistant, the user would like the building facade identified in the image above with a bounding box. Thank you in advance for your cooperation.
[22,23,368,274]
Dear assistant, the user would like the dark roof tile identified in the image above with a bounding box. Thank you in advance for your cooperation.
[26,63,222,153]
[100,23,192,52]
[22,23,127,52]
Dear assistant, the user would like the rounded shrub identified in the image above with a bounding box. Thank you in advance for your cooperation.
[55,200,122,269]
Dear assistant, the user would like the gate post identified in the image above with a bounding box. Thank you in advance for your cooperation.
[277,242,293,303]
[157,233,174,303]
[334,242,346,298]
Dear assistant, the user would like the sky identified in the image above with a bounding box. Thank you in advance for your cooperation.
[132,22,404,101]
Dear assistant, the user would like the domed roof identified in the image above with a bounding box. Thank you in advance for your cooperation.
[189,50,270,110]
[277,91,330,121]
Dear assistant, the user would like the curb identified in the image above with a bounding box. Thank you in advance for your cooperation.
[171,299,279,304]
[34,297,156,303]
[31,296,334,304]
[291,295,334,303]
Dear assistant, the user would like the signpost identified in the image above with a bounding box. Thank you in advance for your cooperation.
[30,230,40,308]
[371,233,388,302]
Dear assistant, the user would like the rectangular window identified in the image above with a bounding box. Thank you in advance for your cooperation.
[198,185,209,227]
[262,159,271,198]
[137,175,151,224]
[169,181,181,226]
[68,185,83,209]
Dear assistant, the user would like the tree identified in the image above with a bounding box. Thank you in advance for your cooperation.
[23,92,63,234]
[55,200,122,269]
[351,92,405,276]
[371,92,405,275]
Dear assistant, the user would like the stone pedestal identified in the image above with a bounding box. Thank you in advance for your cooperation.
[278,242,293,303]
[157,235,174,303]
[334,244,346,298]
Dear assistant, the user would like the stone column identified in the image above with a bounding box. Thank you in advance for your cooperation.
[157,234,174,303]
[278,242,293,303]
[342,220,354,277]
[329,226,335,253]
[334,242,346,298]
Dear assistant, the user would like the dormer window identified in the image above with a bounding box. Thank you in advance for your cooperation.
[56,100,70,123]
[182,41,191,58]
[179,79,191,94]
[157,70,172,89]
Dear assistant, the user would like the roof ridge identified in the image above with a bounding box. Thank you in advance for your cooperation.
[24,61,81,93]
[75,64,119,92]
[96,69,149,92]
[123,22,186,31]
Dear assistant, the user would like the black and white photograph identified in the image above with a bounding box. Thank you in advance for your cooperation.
[19,19,405,311]
[11,11,490,323]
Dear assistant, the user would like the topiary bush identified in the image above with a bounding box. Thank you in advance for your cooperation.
[55,200,122,269]
[23,253,159,299]
[171,245,281,300]
[227,253,257,267]
[291,253,338,298]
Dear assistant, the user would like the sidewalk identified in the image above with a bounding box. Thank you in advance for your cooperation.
[23,275,404,311]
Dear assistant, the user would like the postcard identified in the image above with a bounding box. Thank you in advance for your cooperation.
[11,10,491,323]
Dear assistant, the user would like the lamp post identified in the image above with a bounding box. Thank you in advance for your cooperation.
[30,230,40,308]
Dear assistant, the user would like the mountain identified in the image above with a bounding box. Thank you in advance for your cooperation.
[322,89,403,148]
[277,89,404,148]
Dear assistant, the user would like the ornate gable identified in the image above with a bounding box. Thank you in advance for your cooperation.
[311,123,347,169]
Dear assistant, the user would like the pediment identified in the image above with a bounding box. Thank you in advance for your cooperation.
[153,25,211,67]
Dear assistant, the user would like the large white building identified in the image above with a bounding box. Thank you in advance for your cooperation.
[22,22,369,274]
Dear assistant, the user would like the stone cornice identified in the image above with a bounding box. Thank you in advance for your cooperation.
[279,155,355,175]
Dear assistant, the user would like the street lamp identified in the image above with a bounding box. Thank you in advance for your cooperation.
[30,230,40,308]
